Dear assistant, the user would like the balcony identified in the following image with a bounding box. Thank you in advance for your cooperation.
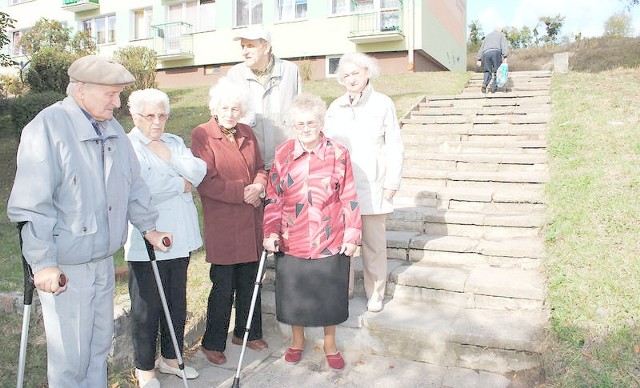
[151,22,194,61]
[61,0,99,12]
[349,7,404,44]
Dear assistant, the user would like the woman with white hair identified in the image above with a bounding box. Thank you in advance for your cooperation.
[126,88,206,387]
[191,76,268,366]
[324,52,404,313]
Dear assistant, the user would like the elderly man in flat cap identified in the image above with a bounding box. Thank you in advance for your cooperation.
[226,25,302,172]
[8,55,172,388]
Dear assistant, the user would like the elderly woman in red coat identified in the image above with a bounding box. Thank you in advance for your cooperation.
[191,76,268,366]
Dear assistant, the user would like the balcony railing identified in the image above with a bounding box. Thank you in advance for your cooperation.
[61,0,99,12]
[349,7,404,44]
[151,22,194,61]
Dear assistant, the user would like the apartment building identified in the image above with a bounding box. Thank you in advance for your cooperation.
[1,0,466,88]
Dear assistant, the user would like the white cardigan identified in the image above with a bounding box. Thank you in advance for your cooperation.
[324,84,404,215]
[124,127,207,261]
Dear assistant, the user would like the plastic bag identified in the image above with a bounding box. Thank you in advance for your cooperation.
[496,63,508,88]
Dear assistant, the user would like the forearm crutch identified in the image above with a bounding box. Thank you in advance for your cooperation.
[16,222,66,388]
[142,235,189,388]
[232,248,269,388]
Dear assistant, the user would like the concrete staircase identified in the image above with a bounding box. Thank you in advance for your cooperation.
[261,71,551,383]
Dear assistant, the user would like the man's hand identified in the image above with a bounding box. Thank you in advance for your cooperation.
[476,60,482,68]
[384,189,397,200]
[144,230,173,252]
[34,266,68,295]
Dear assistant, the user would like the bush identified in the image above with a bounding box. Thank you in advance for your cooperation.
[9,91,64,135]
[25,47,75,94]
[113,46,158,117]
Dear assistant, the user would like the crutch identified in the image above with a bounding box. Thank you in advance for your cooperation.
[142,235,189,388]
[232,248,270,388]
[16,222,67,388]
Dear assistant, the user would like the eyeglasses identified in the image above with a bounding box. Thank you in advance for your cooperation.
[136,113,170,122]
[293,121,319,130]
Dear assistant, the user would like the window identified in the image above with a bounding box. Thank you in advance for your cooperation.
[168,0,215,32]
[9,30,25,56]
[235,0,263,27]
[331,0,373,15]
[82,15,116,45]
[326,55,340,77]
[277,0,307,21]
[9,0,33,5]
[132,8,153,40]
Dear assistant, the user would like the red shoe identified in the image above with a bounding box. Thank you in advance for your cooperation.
[284,347,304,365]
[325,352,345,370]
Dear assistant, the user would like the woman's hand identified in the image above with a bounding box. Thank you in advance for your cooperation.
[340,243,357,257]
[184,179,192,193]
[244,183,264,207]
[262,236,279,252]
[476,60,482,68]
[384,189,397,200]
[146,140,172,162]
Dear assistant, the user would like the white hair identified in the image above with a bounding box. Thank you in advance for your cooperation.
[208,76,253,117]
[128,88,170,115]
[335,52,381,85]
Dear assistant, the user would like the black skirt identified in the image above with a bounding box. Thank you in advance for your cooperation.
[275,253,350,327]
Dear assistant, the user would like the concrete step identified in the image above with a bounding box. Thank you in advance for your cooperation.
[401,123,548,138]
[390,262,545,310]
[402,139,546,154]
[401,168,549,184]
[262,291,544,374]
[387,208,545,238]
[402,154,548,173]
[401,112,549,125]
[420,94,551,108]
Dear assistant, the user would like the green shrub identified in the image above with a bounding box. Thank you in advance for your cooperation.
[25,47,74,94]
[113,46,158,117]
[9,91,64,135]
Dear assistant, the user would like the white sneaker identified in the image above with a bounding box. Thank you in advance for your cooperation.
[367,299,383,313]
[136,369,161,388]
[157,358,199,379]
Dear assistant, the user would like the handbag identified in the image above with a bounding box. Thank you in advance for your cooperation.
[496,63,509,88]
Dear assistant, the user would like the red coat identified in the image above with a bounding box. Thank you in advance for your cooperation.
[191,118,267,265]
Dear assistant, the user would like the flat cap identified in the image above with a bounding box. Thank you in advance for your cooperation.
[68,55,135,86]
[233,25,271,43]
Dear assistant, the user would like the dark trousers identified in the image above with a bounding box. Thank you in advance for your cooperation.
[201,261,263,352]
[128,257,190,371]
[482,49,503,91]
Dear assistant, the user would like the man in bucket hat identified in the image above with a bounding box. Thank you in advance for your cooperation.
[8,55,172,388]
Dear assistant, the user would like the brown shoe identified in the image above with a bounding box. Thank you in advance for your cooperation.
[231,336,269,351]
[201,346,226,365]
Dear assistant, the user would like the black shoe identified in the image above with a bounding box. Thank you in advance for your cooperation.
[481,85,487,93]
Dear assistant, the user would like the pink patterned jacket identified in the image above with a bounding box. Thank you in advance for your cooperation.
[263,135,362,259]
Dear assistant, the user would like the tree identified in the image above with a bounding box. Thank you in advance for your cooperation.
[0,11,17,67]
[621,0,639,9]
[468,20,483,46]
[604,11,633,37]
[538,14,565,44]
[19,18,95,94]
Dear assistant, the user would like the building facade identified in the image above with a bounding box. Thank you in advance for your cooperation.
[1,0,466,88]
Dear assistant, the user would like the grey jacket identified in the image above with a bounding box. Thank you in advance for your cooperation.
[227,56,302,170]
[8,96,158,272]
[477,30,509,60]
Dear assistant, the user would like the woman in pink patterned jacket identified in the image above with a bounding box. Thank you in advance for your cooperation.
[263,93,362,371]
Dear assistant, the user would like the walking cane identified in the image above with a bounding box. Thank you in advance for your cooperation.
[16,222,66,388]
[231,248,270,388]
[142,235,189,388]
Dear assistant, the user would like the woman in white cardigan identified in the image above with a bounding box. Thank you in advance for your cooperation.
[125,88,206,387]
[324,53,404,313]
